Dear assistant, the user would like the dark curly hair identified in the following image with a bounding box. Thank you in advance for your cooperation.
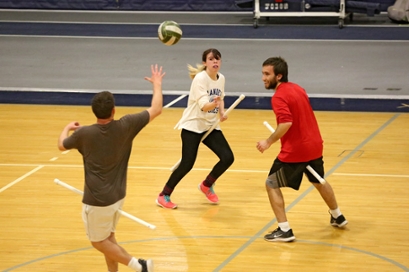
[91,91,115,119]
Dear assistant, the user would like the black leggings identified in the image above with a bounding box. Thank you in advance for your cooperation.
[165,129,234,189]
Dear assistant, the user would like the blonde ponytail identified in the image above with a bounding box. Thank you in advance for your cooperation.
[187,63,206,79]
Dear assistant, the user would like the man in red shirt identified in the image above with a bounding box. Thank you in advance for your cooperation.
[257,57,348,242]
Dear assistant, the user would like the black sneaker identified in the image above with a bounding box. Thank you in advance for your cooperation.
[138,259,154,272]
[330,213,348,228]
[264,227,296,242]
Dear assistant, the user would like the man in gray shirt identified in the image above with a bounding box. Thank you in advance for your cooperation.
[58,64,165,272]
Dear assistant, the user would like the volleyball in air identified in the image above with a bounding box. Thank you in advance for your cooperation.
[158,21,182,46]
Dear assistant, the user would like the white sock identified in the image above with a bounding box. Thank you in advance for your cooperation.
[128,257,142,271]
[278,222,291,232]
[330,208,342,218]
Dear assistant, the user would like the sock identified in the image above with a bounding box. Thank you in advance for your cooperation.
[330,207,342,218]
[128,257,142,271]
[203,175,216,187]
[160,185,174,196]
[278,222,291,232]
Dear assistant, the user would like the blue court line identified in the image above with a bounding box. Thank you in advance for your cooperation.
[212,112,402,271]
[3,236,408,271]
[2,246,93,271]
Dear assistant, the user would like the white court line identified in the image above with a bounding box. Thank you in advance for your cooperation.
[49,150,70,162]
[0,163,408,178]
[164,94,187,108]
[0,165,44,193]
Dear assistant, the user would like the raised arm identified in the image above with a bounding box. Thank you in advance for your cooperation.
[144,64,166,122]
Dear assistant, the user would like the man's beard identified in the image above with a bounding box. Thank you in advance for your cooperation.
[267,78,278,89]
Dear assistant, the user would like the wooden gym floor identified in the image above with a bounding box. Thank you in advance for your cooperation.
[0,104,408,271]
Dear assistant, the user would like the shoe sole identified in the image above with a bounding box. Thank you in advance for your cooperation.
[331,220,348,228]
[197,184,219,204]
[264,236,296,242]
[146,259,154,272]
[155,199,177,209]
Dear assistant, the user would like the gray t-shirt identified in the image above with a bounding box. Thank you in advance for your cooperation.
[63,110,149,206]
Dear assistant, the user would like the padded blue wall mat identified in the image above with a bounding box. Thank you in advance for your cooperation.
[1,22,409,40]
[1,91,408,112]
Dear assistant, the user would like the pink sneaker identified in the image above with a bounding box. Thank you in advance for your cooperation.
[156,195,178,209]
[198,182,219,204]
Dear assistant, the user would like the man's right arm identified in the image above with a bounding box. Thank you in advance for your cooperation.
[144,64,166,122]
[58,121,80,151]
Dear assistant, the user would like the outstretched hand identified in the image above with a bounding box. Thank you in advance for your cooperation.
[144,64,166,84]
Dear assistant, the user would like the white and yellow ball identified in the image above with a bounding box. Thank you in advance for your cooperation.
[158,21,182,46]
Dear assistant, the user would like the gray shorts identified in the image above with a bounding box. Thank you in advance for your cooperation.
[82,198,125,242]
[266,157,324,190]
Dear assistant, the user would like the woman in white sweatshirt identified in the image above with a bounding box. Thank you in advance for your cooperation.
[156,48,234,209]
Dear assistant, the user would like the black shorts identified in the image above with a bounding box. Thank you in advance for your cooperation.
[266,157,325,190]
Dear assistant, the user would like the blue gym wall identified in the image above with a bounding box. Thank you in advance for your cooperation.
[0,0,247,11]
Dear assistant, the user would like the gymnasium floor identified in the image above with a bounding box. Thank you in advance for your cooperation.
[1,105,408,272]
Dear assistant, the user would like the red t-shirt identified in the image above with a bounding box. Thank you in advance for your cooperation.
[272,82,323,162]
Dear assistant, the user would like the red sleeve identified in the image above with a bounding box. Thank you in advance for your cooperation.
[272,94,293,124]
